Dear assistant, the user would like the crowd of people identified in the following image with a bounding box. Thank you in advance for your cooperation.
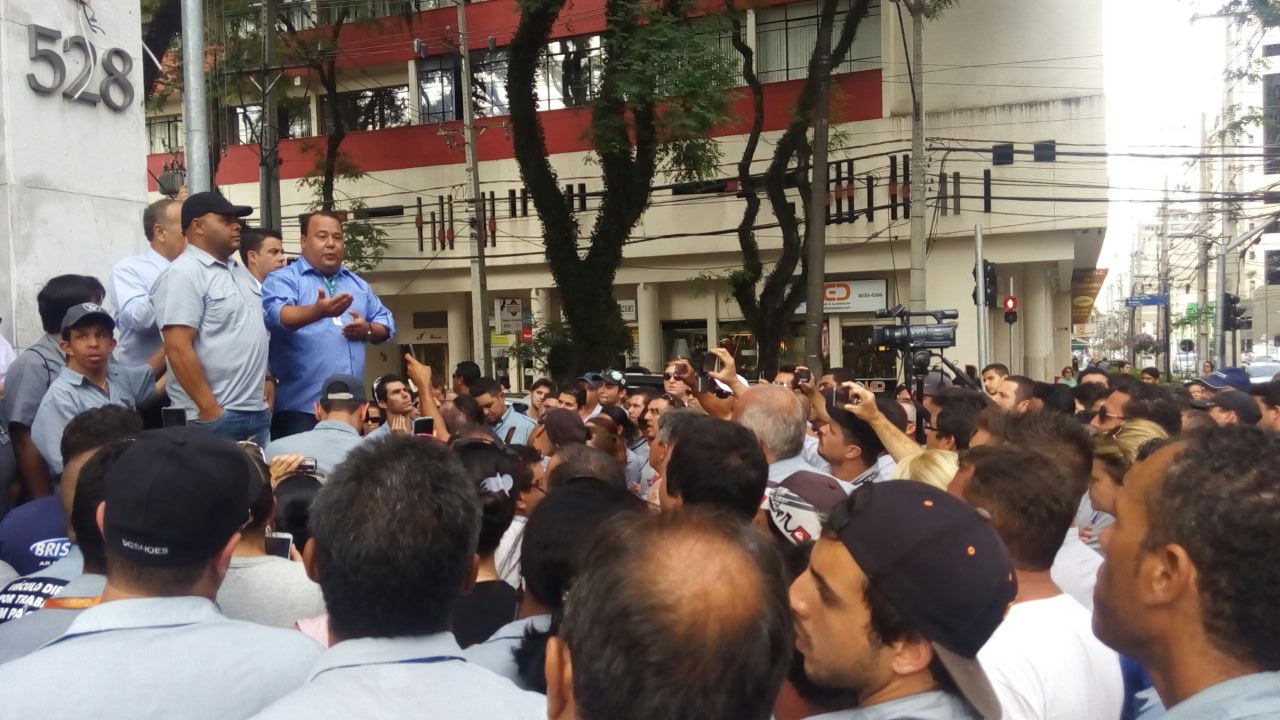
[0,192,1276,719]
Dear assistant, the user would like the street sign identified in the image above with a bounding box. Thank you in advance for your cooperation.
[494,298,522,334]
[1124,294,1169,308]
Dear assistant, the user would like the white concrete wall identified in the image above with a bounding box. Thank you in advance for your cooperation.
[1,0,147,345]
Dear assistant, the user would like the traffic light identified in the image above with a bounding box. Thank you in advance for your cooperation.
[971,260,998,307]
[1003,295,1018,324]
[1223,293,1248,331]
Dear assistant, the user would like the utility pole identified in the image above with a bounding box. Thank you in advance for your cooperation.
[1159,187,1171,378]
[803,3,834,372]
[1197,113,1211,362]
[259,0,283,229]
[456,0,491,373]
[181,0,211,192]
[1219,19,1238,366]
[908,0,927,311]
[974,225,988,371]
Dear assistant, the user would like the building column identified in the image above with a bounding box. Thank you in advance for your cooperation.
[1024,264,1051,381]
[705,285,719,352]
[447,293,471,367]
[1053,286,1072,380]
[637,282,661,371]
[827,314,843,370]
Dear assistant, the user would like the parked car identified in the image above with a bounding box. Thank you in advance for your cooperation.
[1246,358,1280,384]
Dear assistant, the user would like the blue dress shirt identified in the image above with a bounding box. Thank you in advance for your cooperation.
[109,247,170,366]
[262,257,395,413]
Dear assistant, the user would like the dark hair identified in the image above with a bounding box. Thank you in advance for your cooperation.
[246,475,274,534]
[1109,373,1137,394]
[513,482,646,690]
[143,198,178,243]
[373,374,410,404]
[71,439,134,572]
[864,579,966,701]
[1032,382,1075,415]
[238,227,283,265]
[273,474,323,553]
[828,367,856,385]
[1077,365,1108,383]
[105,551,207,596]
[961,445,1076,571]
[877,396,909,432]
[301,210,344,235]
[1003,375,1034,404]
[559,509,793,720]
[1249,380,1280,409]
[560,383,587,407]
[1124,384,1182,435]
[599,405,639,445]
[531,378,557,394]
[319,397,364,415]
[1145,427,1280,669]
[547,444,626,491]
[777,363,797,375]
[935,402,981,450]
[981,363,1010,376]
[453,360,481,387]
[455,441,520,556]
[60,405,143,467]
[38,274,106,335]
[469,376,503,398]
[829,407,886,461]
[664,416,768,520]
[310,436,479,639]
[1073,381,1110,410]
[449,395,486,428]
[1141,366,1160,379]
[1002,410,1093,501]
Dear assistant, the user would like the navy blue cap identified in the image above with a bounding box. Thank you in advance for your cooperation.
[1202,368,1251,393]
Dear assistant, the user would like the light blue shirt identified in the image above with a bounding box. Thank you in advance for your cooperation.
[252,632,546,719]
[265,419,364,477]
[463,614,551,690]
[803,690,979,719]
[0,571,105,665]
[1161,672,1280,720]
[262,257,395,414]
[1,334,66,427]
[492,404,536,446]
[0,596,321,717]
[30,364,155,474]
[108,247,169,365]
[152,245,270,414]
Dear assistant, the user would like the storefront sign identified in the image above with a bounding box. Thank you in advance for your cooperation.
[618,299,637,322]
[822,280,888,313]
[494,298,522,334]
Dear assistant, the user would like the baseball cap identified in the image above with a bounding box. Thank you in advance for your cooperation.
[322,373,366,403]
[60,303,115,335]
[601,369,627,388]
[828,481,1015,720]
[543,407,589,447]
[181,191,253,233]
[1191,390,1261,425]
[578,372,605,389]
[1202,367,1250,393]
[766,471,848,545]
[103,427,260,567]
[922,370,953,396]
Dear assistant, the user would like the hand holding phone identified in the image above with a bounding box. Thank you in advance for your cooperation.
[413,416,435,436]
[265,532,294,559]
[792,369,812,390]
[298,457,318,474]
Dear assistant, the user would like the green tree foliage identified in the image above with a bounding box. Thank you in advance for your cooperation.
[507,0,736,373]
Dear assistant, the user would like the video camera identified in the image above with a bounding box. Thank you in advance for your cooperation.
[871,305,959,351]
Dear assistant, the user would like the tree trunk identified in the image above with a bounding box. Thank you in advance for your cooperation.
[143,0,183,100]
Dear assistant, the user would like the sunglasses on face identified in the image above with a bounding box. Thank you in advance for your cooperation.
[1098,403,1124,422]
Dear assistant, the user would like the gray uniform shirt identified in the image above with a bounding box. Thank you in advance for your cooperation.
[1161,672,1280,720]
[0,596,321,718]
[802,690,980,719]
[151,245,269,414]
[0,571,105,665]
[2,335,66,427]
[252,632,545,720]
[265,420,364,477]
[30,365,155,474]
[216,556,327,629]
[462,614,552,690]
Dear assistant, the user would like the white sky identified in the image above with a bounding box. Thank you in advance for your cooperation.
[1100,0,1233,278]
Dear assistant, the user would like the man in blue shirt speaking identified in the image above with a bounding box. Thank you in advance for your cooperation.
[263,211,395,439]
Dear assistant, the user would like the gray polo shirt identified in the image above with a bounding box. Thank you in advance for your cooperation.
[493,405,536,446]
[0,596,321,718]
[803,690,980,719]
[1,335,66,427]
[0,571,105,665]
[265,420,364,477]
[252,632,545,719]
[151,245,269,414]
[30,365,155,474]
[1161,672,1280,719]
[463,614,552,689]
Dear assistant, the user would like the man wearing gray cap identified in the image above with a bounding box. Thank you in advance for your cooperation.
[151,191,271,445]
[0,427,321,718]
[265,374,369,476]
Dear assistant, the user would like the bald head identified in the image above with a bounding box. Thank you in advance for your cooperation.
[551,509,792,720]
[734,384,806,462]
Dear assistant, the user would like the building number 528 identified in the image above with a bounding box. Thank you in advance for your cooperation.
[26,25,134,113]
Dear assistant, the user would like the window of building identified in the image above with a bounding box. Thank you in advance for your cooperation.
[418,55,460,123]
[318,85,411,132]
[224,103,313,145]
[537,36,603,110]
[147,115,183,154]
[321,0,435,25]
[756,0,881,83]
[1265,73,1280,175]
[474,48,510,118]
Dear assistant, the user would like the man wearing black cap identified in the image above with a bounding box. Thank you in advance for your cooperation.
[152,192,272,445]
[577,373,604,420]
[597,369,628,409]
[265,374,369,476]
[790,481,1016,719]
[1192,390,1261,426]
[30,304,164,475]
[0,427,321,717]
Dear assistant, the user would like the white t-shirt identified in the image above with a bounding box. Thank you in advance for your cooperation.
[978,594,1123,720]
[495,515,527,589]
[1050,528,1102,611]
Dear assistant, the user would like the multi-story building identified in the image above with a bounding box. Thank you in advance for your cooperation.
[145,0,1107,386]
